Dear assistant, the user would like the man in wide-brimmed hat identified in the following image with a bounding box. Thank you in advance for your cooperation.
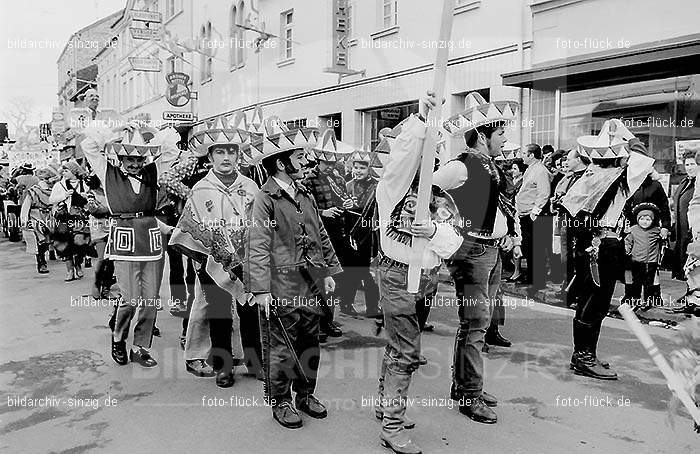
[164,111,262,387]
[245,117,341,429]
[81,124,179,368]
[19,166,55,273]
[433,91,523,425]
[560,118,655,380]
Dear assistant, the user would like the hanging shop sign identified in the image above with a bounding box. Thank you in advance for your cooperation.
[129,57,162,72]
[130,10,162,23]
[130,27,161,41]
[165,72,191,107]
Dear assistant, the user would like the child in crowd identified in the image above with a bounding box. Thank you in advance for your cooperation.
[623,202,664,311]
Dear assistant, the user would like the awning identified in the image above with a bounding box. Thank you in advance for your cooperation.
[502,34,700,91]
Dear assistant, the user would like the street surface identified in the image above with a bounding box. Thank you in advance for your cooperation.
[1,238,698,454]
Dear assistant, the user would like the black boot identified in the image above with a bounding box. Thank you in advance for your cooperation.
[485,327,511,347]
[570,350,617,380]
[36,254,49,274]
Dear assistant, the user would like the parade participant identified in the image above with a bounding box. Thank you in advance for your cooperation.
[561,119,655,379]
[85,174,117,300]
[434,91,522,424]
[81,125,179,368]
[13,163,39,205]
[623,203,663,311]
[49,160,91,281]
[551,149,590,307]
[371,95,463,454]
[515,143,553,293]
[305,131,360,319]
[346,155,381,318]
[19,167,55,274]
[166,112,261,387]
[245,118,340,429]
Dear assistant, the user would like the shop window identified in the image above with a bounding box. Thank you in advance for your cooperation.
[362,101,419,151]
[559,75,700,175]
[531,89,556,148]
[318,113,342,140]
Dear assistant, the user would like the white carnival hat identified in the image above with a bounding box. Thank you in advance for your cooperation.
[311,129,354,162]
[105,127,161,159]
[246,116,320,164]
[188,111,259,158]
[576,119,635,160]
[443,92,519,137]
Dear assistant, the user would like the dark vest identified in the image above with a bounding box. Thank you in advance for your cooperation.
[447,152,503,237]
[104,162,161,261]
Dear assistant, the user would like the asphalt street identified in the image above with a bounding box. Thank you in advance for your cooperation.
[0,237,698,454]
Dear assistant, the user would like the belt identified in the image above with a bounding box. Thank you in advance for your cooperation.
[467,235,501,247]
[110,211,153,219]
[378,255,408,270]
[600,229,620,239]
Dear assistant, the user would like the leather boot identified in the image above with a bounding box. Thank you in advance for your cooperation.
[570,350,617,380]
[36,254,49,273]
[380,369,421,454]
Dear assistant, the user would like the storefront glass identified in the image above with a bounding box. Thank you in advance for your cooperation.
[559,75,700,176]
[362,102,419,151]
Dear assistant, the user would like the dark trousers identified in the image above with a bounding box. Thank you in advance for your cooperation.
[167,248,196,334]
[623,261,662,307]
[572,238,624,356]
[449,243,501,398]
[264,308,320,404]
[198,269,234,372]
[237,302,263,373]
[520,214,553,288]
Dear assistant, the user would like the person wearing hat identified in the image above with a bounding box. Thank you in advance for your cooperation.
[49,160,92,281]
[19,167,55,273]
[432,91,522,425]
[165,112,262,387]
[12,163,39,205]
[622,203,663,311]
[245,118,341,429]
[305,130,361,321]
[346,154,381,318]
[560,118,656,380]
[81,124,179,368]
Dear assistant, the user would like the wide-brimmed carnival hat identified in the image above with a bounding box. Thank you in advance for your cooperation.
[576,119,635,160]
[310,130,354,162]
[443,92,519,137]
[188,110,259,159]
[105,127,161,160]
[495,141,520,161]
[247,116,320,164]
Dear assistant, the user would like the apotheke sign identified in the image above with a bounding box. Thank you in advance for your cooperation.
[163,111,197,122]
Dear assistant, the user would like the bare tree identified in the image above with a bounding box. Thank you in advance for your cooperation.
[1,96,36,137]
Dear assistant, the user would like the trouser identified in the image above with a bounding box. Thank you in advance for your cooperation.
[346,239,381,316]
[181,258,196,334]
[623,261,661,307]
[376,261,437,435]
[184,277,212,361]
[264,307,321,404]
[328,233,361,312]
[519,214,552,288]
[198,269,235,372]
[113,260,160,348]
[35,242,49,268]
[490,289,506,330]
[572,238,623,356]
[449,242,501,398]
[93,240,115,295]
[237,302,263,373]
[416,288,436,332]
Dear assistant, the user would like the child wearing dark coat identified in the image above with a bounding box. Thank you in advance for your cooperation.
[623,202,663,311]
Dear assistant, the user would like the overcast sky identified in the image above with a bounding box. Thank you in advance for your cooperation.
[0,0,123,132]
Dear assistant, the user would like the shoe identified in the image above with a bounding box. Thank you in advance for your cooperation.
[152,325,161,337]
[186,359,215,377]
[38,263,49,274]
[481,391,498,408]
[340,306,362,317]
[421,324,434,332]
[111,339,128,365]
[458,396,497,424]
[216,370,235,388]
[380,431,422,454]
[323,323,343,337]
[295,394,327,419]
[179,336,186,350]
[84,258,92,268]
[74,265,84,279]
[272,401,303,429]
[570,351,617,380]
[129,348,158,368]
[417,355,428,366]
[485,329,512,348]
[65,270,76,282]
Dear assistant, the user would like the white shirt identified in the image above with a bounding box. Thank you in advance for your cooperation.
[433,159,510,239]
[272,176,296,199]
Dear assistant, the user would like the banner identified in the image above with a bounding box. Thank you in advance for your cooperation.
[9,149,60,171]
